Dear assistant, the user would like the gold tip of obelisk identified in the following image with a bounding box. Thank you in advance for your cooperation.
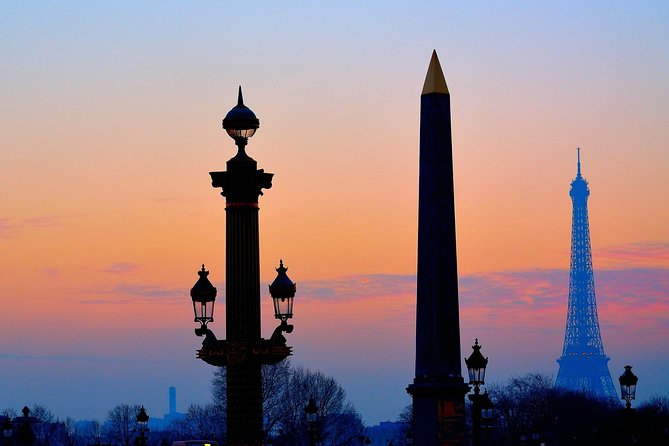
[422,50,449,95]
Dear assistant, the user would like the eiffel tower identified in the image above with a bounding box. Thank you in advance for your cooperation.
[555,148,617,399]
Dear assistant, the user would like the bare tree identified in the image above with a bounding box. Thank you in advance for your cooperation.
[106,404,141,446]
[396,405,413,441]
[212,362,362,446]
[637,396,669,444]
[274,367,362,446]
[488,373,623,445]
[31,405,59,446]
[57,417,82,446]
[82,420,103,446]
[261,360,292,437]
[2,408,18,418]
[170,404,225,443]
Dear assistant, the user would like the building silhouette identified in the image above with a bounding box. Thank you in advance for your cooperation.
[148,387,185,431]
[555,149,617,399]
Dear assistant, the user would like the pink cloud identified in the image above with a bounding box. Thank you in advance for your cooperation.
[80,283,186,304]
[37,267,61,276]
[296,267,668,340]
[299,274,415,301]
[595,241,669,267]
[0,218,14,238]
[101,262,142,274]
[0,215,72,238]
[21,216,64,228]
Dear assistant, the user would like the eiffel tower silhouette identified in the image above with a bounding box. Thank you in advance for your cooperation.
[555,149,617,399]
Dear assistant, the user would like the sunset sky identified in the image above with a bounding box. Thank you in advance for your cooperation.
[1,2,668,425]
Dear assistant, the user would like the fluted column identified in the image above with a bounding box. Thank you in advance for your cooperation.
[211,150,273,446]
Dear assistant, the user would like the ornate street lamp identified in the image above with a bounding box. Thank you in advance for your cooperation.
[305,398,319,446]
[619,365,638,410]
[134,407,149,446]
[269,260,296,323]
[465,339,489,446]
[619,365,638,445]
[191,265,217,337]
[190,88,295,446]
[268,260,296,346]
[223,87,260,144]
[136,407,149,431]
[465,339,488,394]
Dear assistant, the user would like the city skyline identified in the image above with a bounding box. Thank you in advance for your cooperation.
[1,2,668,425]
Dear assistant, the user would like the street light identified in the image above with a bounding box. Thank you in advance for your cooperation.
[619,365,638,410]
[465,339,489,446]
[619,365,638,445]
[136,407,149,431]
[268,260,296,346]
[222,86,260,143]
[135,407,149,446]
[192,87,295,446]
[269,260,296,324]
[191,265,217,337]
[465,339,488,394]
[305,398,319,446]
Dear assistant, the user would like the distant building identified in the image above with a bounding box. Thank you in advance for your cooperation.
[149,387,185,431]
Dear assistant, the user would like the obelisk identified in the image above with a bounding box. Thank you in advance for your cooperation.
[407,51,468,446]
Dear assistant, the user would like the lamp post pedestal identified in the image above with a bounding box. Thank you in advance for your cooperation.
[618,365,638,446]
[468,390,481,446]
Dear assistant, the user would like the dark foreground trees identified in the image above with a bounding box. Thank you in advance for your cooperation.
[212,361,363,446]
[475,373,669,446]
[396,374,669,446]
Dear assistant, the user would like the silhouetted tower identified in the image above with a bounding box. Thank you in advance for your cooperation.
[169,387,176,416]
[407,51,468,446]
[555,149,617,399]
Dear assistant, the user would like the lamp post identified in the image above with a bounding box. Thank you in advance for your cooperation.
[2,416,12,446]
[465,339,488,446]
[305,398,318,446]
[189,87,296,446]
[479,392,493,446]
[619,365,638,410]
[134,407,148,446]
[619,365,638,445]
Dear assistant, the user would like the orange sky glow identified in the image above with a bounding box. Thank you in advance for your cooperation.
[1,1,668,425]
